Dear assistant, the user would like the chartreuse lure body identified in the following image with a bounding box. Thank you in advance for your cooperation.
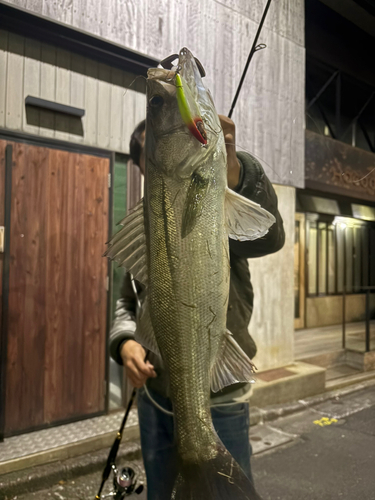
[175,73,207,145]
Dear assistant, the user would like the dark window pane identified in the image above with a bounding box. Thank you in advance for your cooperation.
[318,222,327,294]
[345,227,353,293]
[328,227,335,294]
[308,222,317,295]
[362,227,369,288]
[336,224,345,293]
[353,227,362,292]
[370,228,375,287]
[294,221,300,318]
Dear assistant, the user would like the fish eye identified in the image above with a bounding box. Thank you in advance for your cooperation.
[150,95,164,107]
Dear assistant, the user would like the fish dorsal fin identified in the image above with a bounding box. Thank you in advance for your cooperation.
[225,187,276,241]
[104,199,148,286]
[211,330,256,393]
[181,172,209,238]
[136,297,161,358]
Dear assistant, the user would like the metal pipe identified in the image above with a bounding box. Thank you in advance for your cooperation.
[365,289,370,353]
[342,227,346,349]
[306,70,339,110]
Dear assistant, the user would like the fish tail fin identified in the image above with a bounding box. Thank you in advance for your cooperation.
[172,443,263,500]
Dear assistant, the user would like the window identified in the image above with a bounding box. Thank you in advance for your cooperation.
[306,57,375,153]
[307,216,375,295]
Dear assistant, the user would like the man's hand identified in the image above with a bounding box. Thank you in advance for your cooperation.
[218,115,241,190]
[120,340,157,388]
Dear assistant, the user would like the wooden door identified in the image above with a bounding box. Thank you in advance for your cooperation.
[0,141,7,440]
[294,213,306,330]
[0,139,110,436]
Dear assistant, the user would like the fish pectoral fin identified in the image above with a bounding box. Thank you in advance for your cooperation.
[225,187,276,241]
[135,298,162,358]
[181,172,209,238]
[211,330,256,392]
[104,198,148,286]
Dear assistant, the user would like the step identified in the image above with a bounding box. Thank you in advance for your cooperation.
[298,349,346,369]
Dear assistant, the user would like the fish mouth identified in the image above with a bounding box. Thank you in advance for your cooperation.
[150,50,209,146]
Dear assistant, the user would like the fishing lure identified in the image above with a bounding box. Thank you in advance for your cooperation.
[175,73,207,145]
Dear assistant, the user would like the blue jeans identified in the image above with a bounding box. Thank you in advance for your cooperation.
[137,387,253,500]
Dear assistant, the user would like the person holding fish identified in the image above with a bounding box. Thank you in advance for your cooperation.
[107,48,285,500]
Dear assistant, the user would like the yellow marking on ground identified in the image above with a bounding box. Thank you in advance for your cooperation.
[313,417,338,427]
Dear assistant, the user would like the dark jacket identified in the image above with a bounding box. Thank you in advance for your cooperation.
[109,151,285,398]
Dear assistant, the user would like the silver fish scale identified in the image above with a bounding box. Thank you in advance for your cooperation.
[145,148,228,465]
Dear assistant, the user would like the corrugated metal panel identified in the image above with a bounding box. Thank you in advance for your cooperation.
[0,30,146,154]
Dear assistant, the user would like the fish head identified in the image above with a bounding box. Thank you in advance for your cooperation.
[145,48,225,181]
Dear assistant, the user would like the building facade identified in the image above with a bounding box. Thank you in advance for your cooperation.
[296,0,375,336]
[0,0,305,437]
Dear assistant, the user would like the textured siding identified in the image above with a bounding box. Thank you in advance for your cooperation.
[0,29,146,153]
[5,0,305,188]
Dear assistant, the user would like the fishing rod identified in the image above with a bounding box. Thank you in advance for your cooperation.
[95,386,144,499]
[228,0,273,118]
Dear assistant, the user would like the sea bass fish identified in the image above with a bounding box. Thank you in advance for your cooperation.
[106,48,275,500]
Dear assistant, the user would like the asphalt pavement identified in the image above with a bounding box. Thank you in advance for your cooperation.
[252,385,375,500]
[4,384,375,500]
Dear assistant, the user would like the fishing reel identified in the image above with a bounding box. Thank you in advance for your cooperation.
[101,465,144,499]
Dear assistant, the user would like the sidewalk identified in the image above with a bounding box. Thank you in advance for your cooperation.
[1,377,375,499]
[0,409,139,475]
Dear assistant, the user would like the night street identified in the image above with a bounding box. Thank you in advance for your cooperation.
[253,385,375,500]
[1,1,375,500]
[6,384,375,500]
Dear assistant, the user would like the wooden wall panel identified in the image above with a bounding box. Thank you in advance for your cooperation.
[69,53,86,143]
[68,153,86,415]
[44,148,67,423]
[23,38,42,136]
[5,142,27,432]
[55,48,71,142]
[81,155,108,414]
[39,43,57,138]
[84,58,99,146]
[0,140,6,331]
[4,142,109,434]
[0,30,8,128]
[121,86,136,154]
[21,144,48,427]
[5,33,24,131]
[97,63,111,149]
[110,68,124,152]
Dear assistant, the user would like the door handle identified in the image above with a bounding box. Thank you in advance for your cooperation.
[0,226,4,253]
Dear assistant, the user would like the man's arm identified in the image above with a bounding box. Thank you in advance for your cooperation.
[230,151,285,259]
[219,114,285,259]
[109,273,138,364]
[109,273,156,387]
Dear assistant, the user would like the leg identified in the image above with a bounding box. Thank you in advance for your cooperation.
[211,402,254,483]
[137,387,178,500]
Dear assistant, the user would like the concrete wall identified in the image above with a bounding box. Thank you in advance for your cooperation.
[5,0,306,189]
[249,184,296,371]
[306,294,375,328]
